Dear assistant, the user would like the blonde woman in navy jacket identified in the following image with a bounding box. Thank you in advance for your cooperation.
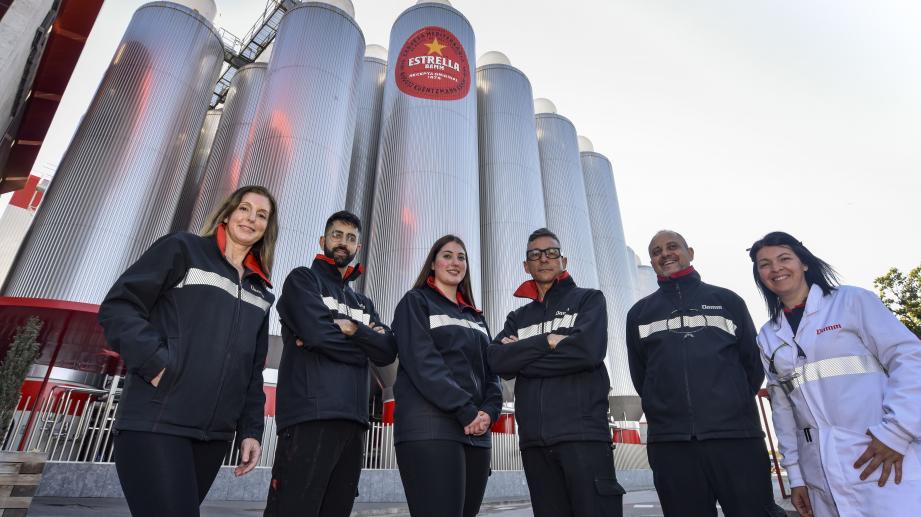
[392,235,503,517]
[99,186,277,517]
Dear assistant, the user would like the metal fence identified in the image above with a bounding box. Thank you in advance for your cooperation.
[1,386,535,471]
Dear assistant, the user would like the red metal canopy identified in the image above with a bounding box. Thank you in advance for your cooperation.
[0,0,105,193]
[0,296,121,376]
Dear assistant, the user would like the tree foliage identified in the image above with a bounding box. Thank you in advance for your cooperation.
[0,317,43,436]
[875,265,921,338]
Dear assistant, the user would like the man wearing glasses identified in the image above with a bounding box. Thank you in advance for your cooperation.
[626,230,778,517]
[487,228,625,517]
[265,211,396,517]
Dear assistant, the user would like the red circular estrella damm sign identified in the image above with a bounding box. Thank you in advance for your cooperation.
[396,26,471,101]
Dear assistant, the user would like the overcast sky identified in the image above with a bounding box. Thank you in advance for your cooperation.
[8,0,920,323]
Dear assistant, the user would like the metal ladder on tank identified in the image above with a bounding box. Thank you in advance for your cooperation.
[210,0,298,108]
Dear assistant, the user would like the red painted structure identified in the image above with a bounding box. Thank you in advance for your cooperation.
[611,423,642,444]
[0,297,280,447]
[8,174,44,209]
[0,0,105,193]
[381,399,395,425]
[491,412,515,434]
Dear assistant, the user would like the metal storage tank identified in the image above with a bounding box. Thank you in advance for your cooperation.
[238,0,364,335]
[365,0,480,324]
[579,135,641,420]
[476,50,545,337]
[637,264,659,299]
[344,44,388,292]
[2,1,224,303]
[186,62,269,233]
[364,0,479,403]
[625,246,641,303]
[171,108,222,232]
[533,99,599,289]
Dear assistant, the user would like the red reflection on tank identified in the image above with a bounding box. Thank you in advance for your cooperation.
[401,207,415,227]
[269,110,291,138]
[228,157,242,191]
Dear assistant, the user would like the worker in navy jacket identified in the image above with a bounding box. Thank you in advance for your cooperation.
[98,186,277,517]
[264,211,396,517]
[487,227,625,517]
[392,235,502,517]
[626,230,779,517]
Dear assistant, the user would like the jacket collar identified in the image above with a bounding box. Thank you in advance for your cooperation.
[426,276,480,313]
[216,224,271,287]
[313,253,363,283]
[656,266,700,288]
[771,283,826,336]
[514,271,573,302]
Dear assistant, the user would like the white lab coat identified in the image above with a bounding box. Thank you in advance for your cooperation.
[757,284,921,517]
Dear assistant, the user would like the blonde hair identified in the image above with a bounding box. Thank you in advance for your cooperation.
[200,185,279,277]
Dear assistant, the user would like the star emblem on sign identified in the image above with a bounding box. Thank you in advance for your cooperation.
[424,37,447,56]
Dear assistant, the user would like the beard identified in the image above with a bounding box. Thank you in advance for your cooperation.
[324,244,356,268]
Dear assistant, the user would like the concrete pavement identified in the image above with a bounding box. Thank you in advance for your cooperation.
[29,490,796,516]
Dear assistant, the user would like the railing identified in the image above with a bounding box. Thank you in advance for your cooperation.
[2,388,527,471]
[3,386,649,473]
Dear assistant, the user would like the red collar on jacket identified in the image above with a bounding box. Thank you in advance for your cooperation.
[426,276,480,312]
[216,224,271,286]
[783,303,806,313]
[656,266,695,282]
[314,253,364,281]
[513,271,571,301]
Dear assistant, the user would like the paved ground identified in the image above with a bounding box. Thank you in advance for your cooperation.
[30,490,795,516]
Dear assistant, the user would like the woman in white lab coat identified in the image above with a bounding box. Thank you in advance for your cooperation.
[748,231,921,517]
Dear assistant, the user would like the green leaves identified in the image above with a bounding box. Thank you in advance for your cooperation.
[875,265,921,338]
[0,317,43,440]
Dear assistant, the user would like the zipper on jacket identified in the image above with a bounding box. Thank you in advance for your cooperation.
[674,281,696,437]
[205,278,243,438]
[537,295,552,444]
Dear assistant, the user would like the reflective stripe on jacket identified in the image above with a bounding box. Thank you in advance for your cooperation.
[759,284,921,516]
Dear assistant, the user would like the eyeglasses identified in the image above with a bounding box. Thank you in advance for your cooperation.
[526,247,562,261]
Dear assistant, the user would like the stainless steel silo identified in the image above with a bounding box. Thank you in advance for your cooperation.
[186,62,268,233]
[579,136,641,420]
[365,0,480,324]
[344,44,388,292]
[363,1,479,402]
[625,246,640,303]
[238,1,364,334]
[476,51,545,337]
[637,264,659,299]
[171,108,222,232]
[2,2,224,303]
[533,99,599,289]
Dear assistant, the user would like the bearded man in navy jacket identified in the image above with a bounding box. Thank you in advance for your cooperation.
[264,211,396,517]
[487,228,625,517]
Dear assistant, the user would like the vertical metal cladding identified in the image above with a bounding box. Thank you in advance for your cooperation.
[625,246,641,303]
[637,264,659,299]
[476,56,545,337]
[186,62,268,233]
[238,2,364,334]
[2,2,224,303]
[534,113,600,289]
[171,108,222,232]
[365,2,480,325]
[580,148,638,401]
[345,46,388,292]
